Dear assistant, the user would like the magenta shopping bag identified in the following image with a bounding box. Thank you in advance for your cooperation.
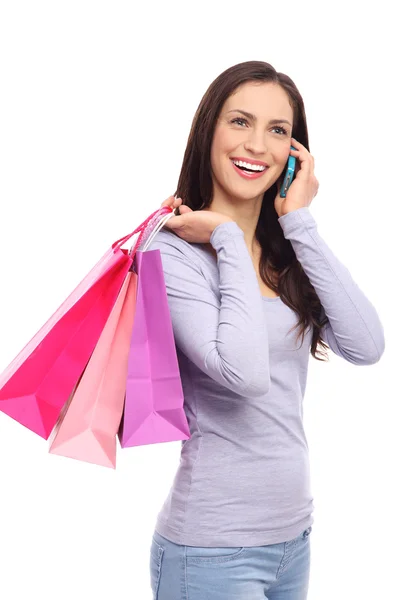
[0,257,131,440]
[118,249,191,448]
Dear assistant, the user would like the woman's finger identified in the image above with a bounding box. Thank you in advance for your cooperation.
[163,204,192,230]
[161,195,176,208]
[161,196,184,213]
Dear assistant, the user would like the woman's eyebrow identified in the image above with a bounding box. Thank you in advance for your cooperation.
[227,109,292,127]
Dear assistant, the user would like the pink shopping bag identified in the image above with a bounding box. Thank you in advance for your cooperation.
[49,271,137,468]
[0,207,172,440]
[118,249,191,448]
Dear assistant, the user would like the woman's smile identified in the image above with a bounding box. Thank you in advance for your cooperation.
[230,158,270,180]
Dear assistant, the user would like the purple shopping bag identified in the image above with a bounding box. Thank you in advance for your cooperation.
[118,249,191,448]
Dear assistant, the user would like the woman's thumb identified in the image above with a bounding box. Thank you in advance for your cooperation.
[163,205,192,230]
[177,205,192,214]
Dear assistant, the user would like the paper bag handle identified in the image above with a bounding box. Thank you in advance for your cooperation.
[140,209,178,252]
[111,206,173,253]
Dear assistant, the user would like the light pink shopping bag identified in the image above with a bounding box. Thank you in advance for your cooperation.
[49,271,138,468]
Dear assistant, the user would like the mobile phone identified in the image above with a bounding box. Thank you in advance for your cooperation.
[279,145,297,198]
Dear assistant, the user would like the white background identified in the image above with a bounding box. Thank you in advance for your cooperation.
[0,1,398,599]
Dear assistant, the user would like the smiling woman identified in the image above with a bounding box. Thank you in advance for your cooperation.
[149,60,385,600]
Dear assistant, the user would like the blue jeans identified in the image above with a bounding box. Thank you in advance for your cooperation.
[150,526,312,599]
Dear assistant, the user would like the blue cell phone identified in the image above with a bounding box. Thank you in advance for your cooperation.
[279,145,297,198]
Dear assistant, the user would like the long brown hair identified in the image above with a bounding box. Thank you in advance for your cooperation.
[173,60,329,361]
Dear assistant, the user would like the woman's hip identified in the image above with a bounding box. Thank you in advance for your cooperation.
[150,527,312,600]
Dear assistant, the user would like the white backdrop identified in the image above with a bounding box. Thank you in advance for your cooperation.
[0,2,398,599]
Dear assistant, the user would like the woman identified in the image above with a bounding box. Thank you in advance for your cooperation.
[147,60,385,600]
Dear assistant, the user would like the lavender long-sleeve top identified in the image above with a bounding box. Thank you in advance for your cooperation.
[147,207,385,547]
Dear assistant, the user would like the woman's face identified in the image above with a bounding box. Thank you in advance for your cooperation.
[210,82,294,205]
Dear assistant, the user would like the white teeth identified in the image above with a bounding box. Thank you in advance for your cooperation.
[231,159,266,172]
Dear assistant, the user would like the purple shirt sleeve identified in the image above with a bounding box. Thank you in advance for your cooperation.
[148,221,271,397]
[278,207,385,364]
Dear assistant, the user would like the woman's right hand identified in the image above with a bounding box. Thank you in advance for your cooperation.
[160,195,234,244]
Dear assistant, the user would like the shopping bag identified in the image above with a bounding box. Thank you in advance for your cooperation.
[48,271,137,468]
[118,242,191,448]
[0,207,172,440]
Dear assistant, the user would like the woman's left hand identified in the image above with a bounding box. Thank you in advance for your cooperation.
[274,138,319,218]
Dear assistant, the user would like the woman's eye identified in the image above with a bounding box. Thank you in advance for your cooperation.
[231,117,247,127]
[272,126,289,136]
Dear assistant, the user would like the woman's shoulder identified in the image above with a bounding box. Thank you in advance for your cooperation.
[146,228,207,265]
